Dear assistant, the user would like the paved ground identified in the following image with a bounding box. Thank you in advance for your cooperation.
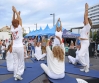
[0,56,99,83]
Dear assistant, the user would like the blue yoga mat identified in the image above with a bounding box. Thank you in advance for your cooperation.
[0,62,33,68]
[0,62,6,67]
[2,62,44,83]
[48,74,77,83]
[25,63,33,68]
[66,63,92,68]
[31,58,47,63]
[65,63,99,78]
[0,68,13,75]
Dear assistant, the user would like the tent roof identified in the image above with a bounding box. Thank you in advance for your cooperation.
[62,29,80,38]
[37,24,50,35]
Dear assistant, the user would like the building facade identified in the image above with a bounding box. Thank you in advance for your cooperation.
[88,3,99,25]
[0,26,26,34]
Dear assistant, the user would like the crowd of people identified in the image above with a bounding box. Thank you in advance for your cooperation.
[0,3,92,83]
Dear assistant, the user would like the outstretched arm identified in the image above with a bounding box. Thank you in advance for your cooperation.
[12,11,15,21]
[56,18,60,31]
[84,3,89,25]
[12,6,22,27]
[46,36,52,47]
[60,20,62,31]
[12,6,16,20]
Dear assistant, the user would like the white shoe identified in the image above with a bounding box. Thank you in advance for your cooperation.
[73,62,77,65]
[40,58,44,60]
[15,75,23,80]
[80,68,85,71]
[68,60,71,63]
[85,66,89,73]
[15,77,17,81]
[80,66,89,73]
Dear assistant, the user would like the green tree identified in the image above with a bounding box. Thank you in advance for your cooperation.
[93,31,97,41]
[23,33,27,37]
[90,30,92,38]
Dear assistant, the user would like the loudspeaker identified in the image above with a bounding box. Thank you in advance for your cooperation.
[96,31,99,43]
[89,43,95,57]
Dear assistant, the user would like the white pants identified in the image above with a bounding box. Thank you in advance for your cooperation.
[6,54,14,71]
[6,60,14,71]
[32,50,34,58]
[68,55,79,65]
[78,40,90,68]
[12,47,25,77]
[34,53,46,61]
[41,63,65,79]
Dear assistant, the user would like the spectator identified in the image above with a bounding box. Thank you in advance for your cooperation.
[0,40,2,59]
[1,43,6,60]
[27,43,32,57]
[65,43,69,56]
[69,41,75,49]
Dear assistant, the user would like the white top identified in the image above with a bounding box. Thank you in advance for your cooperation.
[46,43,65,74]
[80,24,91,40]
[6,51,14,71]
[11,25,23,47]
[35,45,42,55]
[6,42,9,49]
[75,49,79,60]
[54,31,62,45]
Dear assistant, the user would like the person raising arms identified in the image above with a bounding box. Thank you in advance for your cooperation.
[78,3,92,73]
[12,6,22,27]
[53,18,62,47]
[11,6,24,80]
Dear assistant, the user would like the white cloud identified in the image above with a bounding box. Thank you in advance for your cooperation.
[0,0,98,33]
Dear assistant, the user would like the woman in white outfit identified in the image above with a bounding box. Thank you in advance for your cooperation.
[41,36,65,79]
[53,18,62,47]
[34,42,46,61]
[24,45,30,59]
[41,36,88,83]
[11,6,24,80]
[68,44,81,65]
[6,44,14,71]
[78,3,92,73]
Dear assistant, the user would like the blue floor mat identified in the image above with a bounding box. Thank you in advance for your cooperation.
[0,62,6,67]
[48,74,77,83]
[31,58,47,63]
[0,68,13,75]
[2,62,44,83]
[65,63,99,78]
[0,62,33,68]
[65,63,93,67]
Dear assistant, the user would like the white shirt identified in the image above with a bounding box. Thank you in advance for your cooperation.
[54,31,62,45]
[46,43,65,74]
[6,51,14,71]
[80,24,91,40]
[11,25,23,47]
[75,49,79,60]
[6,42,10,49]
[35,46,42,55]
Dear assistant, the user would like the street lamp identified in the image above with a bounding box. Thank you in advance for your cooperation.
[28,27,30,32]
[50,13,55,26]
[34,23,37,30]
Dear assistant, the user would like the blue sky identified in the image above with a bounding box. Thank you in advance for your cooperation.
[0,0,98,33]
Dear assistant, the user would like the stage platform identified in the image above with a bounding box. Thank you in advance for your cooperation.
[0,56,99,83]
